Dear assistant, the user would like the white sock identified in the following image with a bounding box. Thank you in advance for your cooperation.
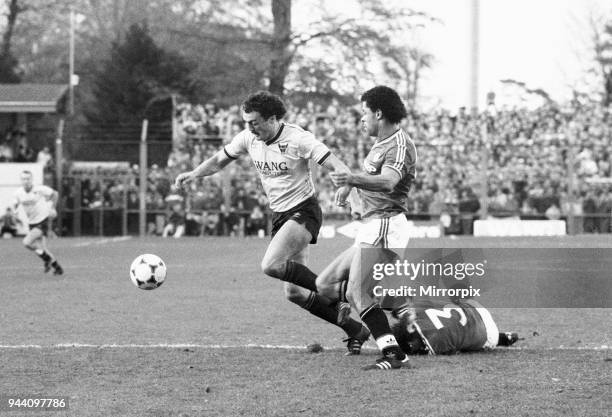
[375,334,399,351]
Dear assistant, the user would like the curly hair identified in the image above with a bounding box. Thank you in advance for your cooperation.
[241,91,287,120]
[361,85,407,124]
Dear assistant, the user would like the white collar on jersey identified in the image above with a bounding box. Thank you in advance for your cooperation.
[264,123,285,146]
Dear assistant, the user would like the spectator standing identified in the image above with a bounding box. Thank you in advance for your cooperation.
[37,146,53,169]
[0,132,14,161]
[458,187,481,234]
[582,190,598,233]
[14,131,35,162]
[162,202,186,238]
[0,207,23,237]
[597,188,612,233]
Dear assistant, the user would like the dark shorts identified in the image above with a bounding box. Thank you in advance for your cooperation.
[29,218,50,237]
[271,196,323,244]
[1,225,18,236]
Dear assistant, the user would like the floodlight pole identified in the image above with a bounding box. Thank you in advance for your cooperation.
[69,7,75,116]
[56,119,64,235]
[566,128,576,235]
[469,0,480,110]
[480,122,489,219]
[139,119,149,238]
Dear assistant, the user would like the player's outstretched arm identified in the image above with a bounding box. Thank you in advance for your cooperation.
[330,166,401,193]
[175,149,234,191]
[320,153,351,175]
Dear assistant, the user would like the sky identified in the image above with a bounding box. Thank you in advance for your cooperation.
[403,0,612,109]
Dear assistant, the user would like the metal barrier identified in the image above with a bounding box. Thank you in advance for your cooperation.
[54,202,612,237]
[58,202,272,237]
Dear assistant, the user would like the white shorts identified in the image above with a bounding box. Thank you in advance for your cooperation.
[354,213,410,256]
[464,299,500,350]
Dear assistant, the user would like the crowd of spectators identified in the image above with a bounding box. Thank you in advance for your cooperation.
[4,97,612,236]
[66,98,612,236]
[1,129,54,169]
[167,99,612,232]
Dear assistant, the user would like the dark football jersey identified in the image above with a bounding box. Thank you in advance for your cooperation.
[359,129,417,219]
[401,299,492,355]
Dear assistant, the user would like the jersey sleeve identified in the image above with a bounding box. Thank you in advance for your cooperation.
[38,185,55,198]
[382,135,417,178]
[295,132,331,165]
[223,129,250,160]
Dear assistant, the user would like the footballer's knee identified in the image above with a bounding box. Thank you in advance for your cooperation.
[261,257,287,279]
[283,282,309,304]
[22,237,35,250]
[315,276,335,300]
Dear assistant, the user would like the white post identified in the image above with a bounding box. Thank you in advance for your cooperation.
[480,122,488,218]
[56,119,65,235]
[139,119,148,237]
[566,128,576,235]
[69,8,75,116]
[469,0,480,110]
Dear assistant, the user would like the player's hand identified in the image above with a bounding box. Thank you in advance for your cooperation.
[329,171,352,187]
[174,171,195,191]
[347,187,362,220]
[48,208,57,219]
[335,186,351,207]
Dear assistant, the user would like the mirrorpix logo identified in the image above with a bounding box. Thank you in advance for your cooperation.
[278,143,288,154]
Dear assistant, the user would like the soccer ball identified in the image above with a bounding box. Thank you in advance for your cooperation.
[130,254,166,290]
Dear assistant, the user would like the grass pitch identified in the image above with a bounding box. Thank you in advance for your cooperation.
[0,235,610,416]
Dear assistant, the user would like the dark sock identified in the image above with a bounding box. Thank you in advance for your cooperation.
[302,292,339,323]
[301,292,363,336]
[360,304,403,355]
[283,261,317,292]
[38,251,52,263]
[341,318,365,338]
[360,303,393,341]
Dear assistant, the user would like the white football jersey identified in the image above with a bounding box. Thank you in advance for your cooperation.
[224,123,331,212]
[13,185,55,224]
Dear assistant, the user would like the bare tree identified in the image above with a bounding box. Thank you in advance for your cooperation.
[170,0,434,97]
[382,46,434,107]
[268,0,291,95]
[270,0,434,97]
[0,0,27,82]
[9,0,435,104]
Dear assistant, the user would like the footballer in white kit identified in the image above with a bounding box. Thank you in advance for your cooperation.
[224,122,330,215]
[12,170,63,275]
[175,91,370,347]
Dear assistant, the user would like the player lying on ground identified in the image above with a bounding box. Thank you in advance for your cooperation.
[314,86,418,370]
[390,299,519,355]
[175,91,369,345]
[11,170,63,275]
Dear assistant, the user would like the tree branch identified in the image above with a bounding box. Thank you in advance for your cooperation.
[167,27,272,46]
[2,0,27,57]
